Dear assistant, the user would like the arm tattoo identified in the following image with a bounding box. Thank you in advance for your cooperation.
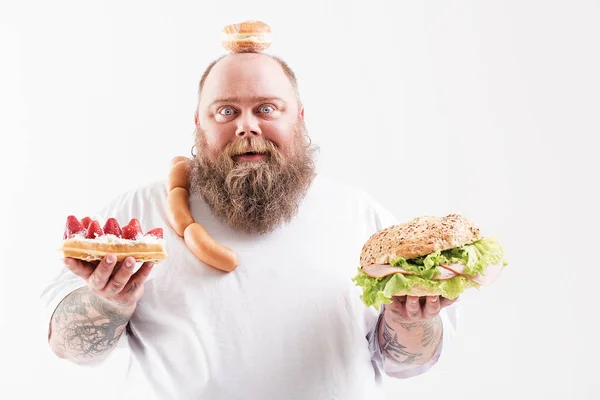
[52,287,131,359]
[381,319,423,364]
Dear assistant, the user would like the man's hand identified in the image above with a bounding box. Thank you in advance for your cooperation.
[385,295,457,325]
[48,254,154,363]
[64,254,154,312]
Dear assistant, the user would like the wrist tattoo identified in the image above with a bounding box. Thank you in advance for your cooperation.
[388,312,443,348]
[381,319,423,365]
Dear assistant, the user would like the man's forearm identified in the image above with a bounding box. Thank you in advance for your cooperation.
[48,286,134,365]
[377,311,443,366]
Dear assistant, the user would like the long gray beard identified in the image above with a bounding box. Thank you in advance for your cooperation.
[189,126,317,235]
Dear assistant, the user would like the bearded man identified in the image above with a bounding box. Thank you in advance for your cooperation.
[42,52,459,400]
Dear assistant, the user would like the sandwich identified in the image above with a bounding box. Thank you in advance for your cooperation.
[352,214,508,310]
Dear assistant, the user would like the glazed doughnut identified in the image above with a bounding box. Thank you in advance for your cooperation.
[166,156,239,272]
[221,20,272,53]
[61,216,168,262]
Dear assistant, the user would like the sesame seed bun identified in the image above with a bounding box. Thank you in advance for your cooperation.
[360,214,482,267]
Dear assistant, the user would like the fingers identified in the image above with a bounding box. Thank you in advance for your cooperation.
[102,257,137,294]
[64,257,96,280]
[120,261,154,298]
[441,296,459,308]
[404,296,422,319]
[388,294,458,324]
[64,254,155,310]
[87,254,120,292]
[423,296,441,318]
[389,296,422,320]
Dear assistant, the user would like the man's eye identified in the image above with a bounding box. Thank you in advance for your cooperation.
[219,107,235,116]
[260,105,274,114]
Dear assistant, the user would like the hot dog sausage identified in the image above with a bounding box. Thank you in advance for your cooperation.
[170,156,189,166]
[184,223,238,272]
[166,154,239,272]
[167,187,194,237]
[168,159,190,192]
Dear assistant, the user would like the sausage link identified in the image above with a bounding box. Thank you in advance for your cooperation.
[184,223,238,272]
[168,159,190,192]
[170,156,189,166]
[167,187,194,237]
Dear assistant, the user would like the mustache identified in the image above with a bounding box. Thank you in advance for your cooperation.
[226,137,277,157]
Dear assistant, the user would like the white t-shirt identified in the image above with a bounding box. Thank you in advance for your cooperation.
[41,174,458,400]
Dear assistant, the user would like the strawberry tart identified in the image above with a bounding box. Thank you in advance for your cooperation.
[61,215,168,262]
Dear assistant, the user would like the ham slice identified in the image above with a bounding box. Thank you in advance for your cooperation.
[470,262,505,285]
[439,262,505,286]
[438,263,468,275]
[432,267,457,280]
[362,262,505,284]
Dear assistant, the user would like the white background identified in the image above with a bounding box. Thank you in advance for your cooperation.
[1,0,599,399]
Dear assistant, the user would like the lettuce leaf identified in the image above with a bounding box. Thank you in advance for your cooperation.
[388,236,506,279]
[352,269,475,310]
[352,236,507,310]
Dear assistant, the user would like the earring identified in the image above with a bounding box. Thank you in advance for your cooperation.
[305,136,312,148]
[190,144,197,157]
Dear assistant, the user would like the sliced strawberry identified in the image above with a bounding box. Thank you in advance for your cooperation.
[146,227,163,239]
[64,215,85,239]
[81,217,92,229]
[85,220,103,239]
[103,217,122,237]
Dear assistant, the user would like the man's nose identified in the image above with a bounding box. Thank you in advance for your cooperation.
[235,112,262,138]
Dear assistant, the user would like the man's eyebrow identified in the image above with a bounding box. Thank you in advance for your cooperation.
[209,96,286,108]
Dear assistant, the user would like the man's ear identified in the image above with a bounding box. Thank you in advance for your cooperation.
[194,112,199,127]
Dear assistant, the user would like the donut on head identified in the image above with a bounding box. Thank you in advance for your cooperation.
[221,20,272,53]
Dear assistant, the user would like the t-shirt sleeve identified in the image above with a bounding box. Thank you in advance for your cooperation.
[361,194,461,379]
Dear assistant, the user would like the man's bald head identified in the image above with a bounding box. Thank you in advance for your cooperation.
[196,53,302,112]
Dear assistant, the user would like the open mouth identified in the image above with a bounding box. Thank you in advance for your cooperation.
[235,151,268,160]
